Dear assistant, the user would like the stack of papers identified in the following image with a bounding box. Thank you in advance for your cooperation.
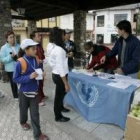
[128,79,140,87]
[97,72,115,79]
[35,68,43,80]
[114,74,132,80]
[108,74,140,89]
[72,70,140,89]
[107,81,132,89]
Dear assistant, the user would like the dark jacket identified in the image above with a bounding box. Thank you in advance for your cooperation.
[64,40,77,68]
[36,43,45,69]
[88,45,117,70]
[106,34,140,75]
[36,44,45,60]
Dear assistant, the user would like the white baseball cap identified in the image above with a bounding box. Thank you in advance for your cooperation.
[65,29,72,34]
[20,39,38,50]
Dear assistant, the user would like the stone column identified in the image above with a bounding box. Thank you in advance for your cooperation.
[28,20,37,37]
[137,14,140,36]
[0,0,12,82]
[74,10,86,66]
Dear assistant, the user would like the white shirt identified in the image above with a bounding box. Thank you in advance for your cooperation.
[47,43,69,77]
[11,46,17,55]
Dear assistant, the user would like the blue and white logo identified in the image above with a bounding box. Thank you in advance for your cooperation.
[75,81,99,107]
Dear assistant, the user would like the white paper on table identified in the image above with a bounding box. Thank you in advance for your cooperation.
[98,72,115,80]
[114,74,140,87]
[35,68,43,80]
[107,81,132,89]
[128,79,140,87]
[72,69,80,74]
[72,69,94,76]
[114,74,132,80]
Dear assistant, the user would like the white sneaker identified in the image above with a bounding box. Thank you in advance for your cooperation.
[39,101,45,106]
[0,92,4,98]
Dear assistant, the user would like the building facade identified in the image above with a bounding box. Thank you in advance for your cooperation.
[12,12,94,50]
[94,3,139,45]
[60,13,94,41]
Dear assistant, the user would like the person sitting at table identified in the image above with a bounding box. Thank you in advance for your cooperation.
[84,41,118,74]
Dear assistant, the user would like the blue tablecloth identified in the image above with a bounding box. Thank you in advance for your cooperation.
[64,72,137,130]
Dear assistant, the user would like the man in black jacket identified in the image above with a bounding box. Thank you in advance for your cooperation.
[64,29,77,71]
[101,20,140,79]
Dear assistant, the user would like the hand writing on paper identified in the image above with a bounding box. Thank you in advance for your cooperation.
[115,68,123,74]
[83,66,89,69]
[87,69,94,72]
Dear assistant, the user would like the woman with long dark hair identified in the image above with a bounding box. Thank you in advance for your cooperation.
[47,27,70,122]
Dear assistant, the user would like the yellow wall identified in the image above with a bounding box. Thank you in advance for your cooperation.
[42,35,49,50]
[36,17,60,49]
[36,17,60,28]
[36,20,41,27]
[13,17,60,49]
[21,17,60,29]
[13,28,27,43]
[25,20,28,27]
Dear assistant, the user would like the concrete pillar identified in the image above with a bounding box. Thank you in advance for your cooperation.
[74,10,86,66]
[28,20,37,37]
[74,10,86,53]
[0,0,12,82]
[137,14,140,36]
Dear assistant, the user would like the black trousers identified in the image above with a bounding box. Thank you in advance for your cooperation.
[52,73,67,120]
[7,72,18,98]
[19,93,41,138]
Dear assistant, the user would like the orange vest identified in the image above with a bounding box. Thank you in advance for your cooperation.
[18,56,40,74]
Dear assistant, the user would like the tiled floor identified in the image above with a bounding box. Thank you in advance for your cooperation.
[43,65,125,140]
[0,89,75,140]
[0,64,130,140]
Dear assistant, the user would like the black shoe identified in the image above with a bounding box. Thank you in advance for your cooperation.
[55,116,70,122]
[62,108,70,113]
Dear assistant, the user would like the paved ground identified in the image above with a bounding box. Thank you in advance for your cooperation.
[0,65,126,140]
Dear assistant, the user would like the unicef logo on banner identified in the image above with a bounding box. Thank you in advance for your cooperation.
[75,81,99,107]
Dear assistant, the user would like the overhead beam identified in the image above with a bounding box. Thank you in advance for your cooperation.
[25,0,77,10]
[11,0,140,20]
[12,15,32,20]
[35,9,74,20]
[12,9,74,20]
[80,0,140,10]
[26,7,57,15]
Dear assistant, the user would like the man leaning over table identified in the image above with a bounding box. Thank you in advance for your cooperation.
[100,20,140,79]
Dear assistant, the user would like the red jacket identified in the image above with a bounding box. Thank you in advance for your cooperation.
[88,45,117,70]
[36,44,45,60]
